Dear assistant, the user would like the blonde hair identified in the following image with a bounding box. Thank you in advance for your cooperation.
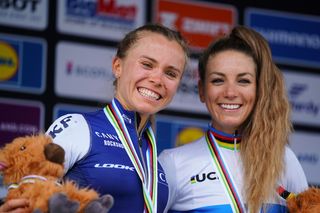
[199,26,292,212]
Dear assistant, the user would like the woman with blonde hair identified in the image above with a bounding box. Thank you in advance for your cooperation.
[159,25,307,212]
[0,23,189,213]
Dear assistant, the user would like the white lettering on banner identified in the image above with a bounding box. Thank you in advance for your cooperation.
[65,0,136,20]
[255,27,320,49]
[159,11,177,30]
[182,17,230,36]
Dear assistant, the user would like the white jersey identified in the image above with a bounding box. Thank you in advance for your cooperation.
[159,134,308,212]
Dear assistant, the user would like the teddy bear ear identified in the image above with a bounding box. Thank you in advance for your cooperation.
[44,143,65,165]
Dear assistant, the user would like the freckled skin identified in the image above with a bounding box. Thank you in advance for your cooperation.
[112,32,186,122]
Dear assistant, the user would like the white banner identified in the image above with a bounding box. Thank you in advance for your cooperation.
[55,41,116,102]
[290,131,320,185]
[0,0,48,30]
[167,58,208,113]
[57,0,146,41]
[284,71,320,127]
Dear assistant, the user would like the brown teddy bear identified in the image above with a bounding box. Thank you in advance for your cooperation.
[0,134,114,213]
[287,187,320,213]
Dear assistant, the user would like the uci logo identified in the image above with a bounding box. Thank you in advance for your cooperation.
[190,172,218,184]
[0,42,19,81]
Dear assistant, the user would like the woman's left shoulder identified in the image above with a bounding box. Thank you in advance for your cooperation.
[284,145,299,162]
[282,145,308,192]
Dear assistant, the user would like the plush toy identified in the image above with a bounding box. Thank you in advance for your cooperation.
[0,134,114,213]
[286,187,320,213]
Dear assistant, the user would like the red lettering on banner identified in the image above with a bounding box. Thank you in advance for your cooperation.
[97,0,136,20]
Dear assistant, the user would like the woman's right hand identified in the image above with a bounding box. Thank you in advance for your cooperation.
[0,199,29,213]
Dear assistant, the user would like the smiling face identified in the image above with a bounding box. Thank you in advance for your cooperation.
[199,50,257,134]
[112,32,186,117]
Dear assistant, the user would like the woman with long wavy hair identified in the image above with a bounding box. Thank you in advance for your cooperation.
[159,25,308,212]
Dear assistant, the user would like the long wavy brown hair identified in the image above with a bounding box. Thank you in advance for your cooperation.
[198,26,292,212]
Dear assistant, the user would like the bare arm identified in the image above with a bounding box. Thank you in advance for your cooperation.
[0,199,29,213]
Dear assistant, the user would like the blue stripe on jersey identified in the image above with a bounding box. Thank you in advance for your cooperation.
[169,203,287,213]
[169,204,232,212]
[260,204,287,213]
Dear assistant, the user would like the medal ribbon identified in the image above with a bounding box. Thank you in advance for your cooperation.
[104,100,158,213]
[8,175,62,190]
[277,186,296,201]
[205,130,245,213]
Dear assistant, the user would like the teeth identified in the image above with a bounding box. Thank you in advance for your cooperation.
[220,104,240,109]
[138,88,160,100]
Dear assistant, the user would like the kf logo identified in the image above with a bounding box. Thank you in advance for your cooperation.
[48,115,72,139]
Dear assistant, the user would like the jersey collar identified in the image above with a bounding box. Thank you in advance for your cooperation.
[209,125,241,150]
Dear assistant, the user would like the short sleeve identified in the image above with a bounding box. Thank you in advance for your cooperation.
[45,113,90,174]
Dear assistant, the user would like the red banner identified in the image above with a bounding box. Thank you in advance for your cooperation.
[155,0,237,51]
